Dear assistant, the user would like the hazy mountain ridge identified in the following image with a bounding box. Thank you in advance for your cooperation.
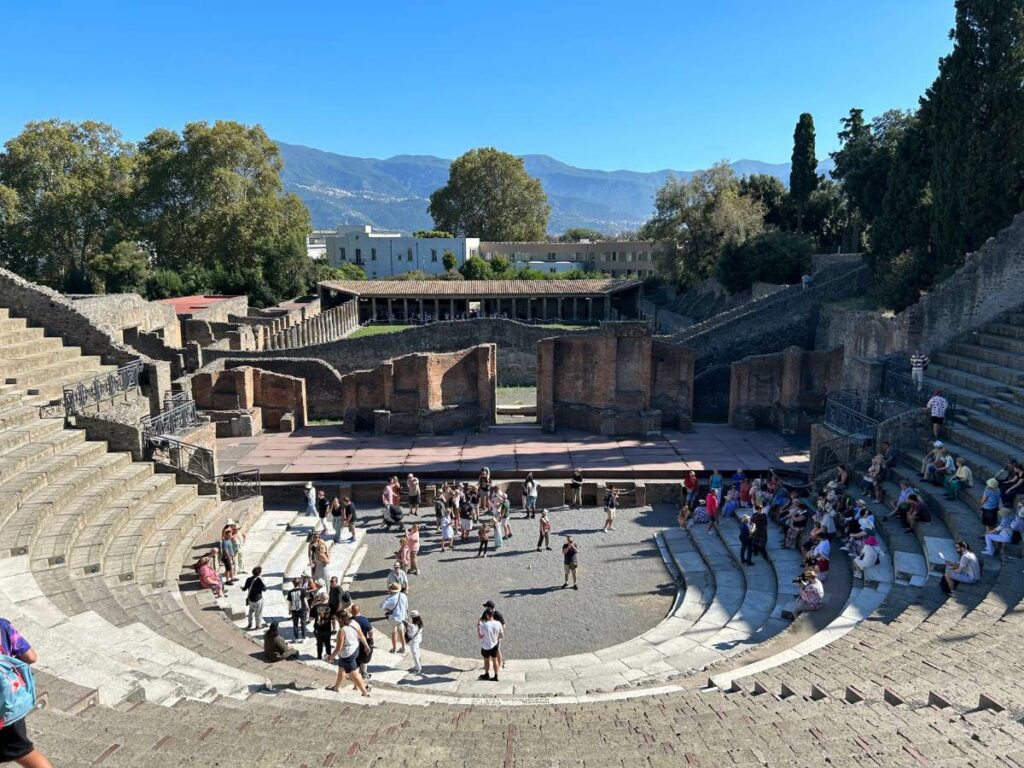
[277,141,832,234]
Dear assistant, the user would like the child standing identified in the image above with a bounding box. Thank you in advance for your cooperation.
[404,610,424,674]
[440,512,454,552]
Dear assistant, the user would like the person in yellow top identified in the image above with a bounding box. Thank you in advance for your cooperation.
[944,457,973,500]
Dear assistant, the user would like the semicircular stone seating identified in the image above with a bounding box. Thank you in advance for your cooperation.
[1,303,1023,766]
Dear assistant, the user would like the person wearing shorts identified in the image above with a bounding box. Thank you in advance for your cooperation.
[406,473,421,516]
[941,541,980,594]
[603,488,619,532]
[562,536,580,590]
[326,611,370,696]
[477,609,504,682]
[0,617,52,768]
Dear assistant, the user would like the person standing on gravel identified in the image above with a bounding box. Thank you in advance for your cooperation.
[603,487,619,532]
[481,600,507,670]
[569,468,584,508]
[561,536,580,590]
[241,566,266,630]
[536,510,552,550]
[407,474,421,516]
[523,472,539,517]
[381,583,409,654]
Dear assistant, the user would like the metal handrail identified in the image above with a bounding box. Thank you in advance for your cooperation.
[823,397,879,437]
[62,360,143,416]
[141,400,199,440]
[216,469,262,501]
[147,435,214,483]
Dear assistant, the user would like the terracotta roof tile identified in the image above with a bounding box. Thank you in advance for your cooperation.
[320,279,640,297]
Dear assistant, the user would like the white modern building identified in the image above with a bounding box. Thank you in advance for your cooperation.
[306,229,332,260]
[479,240,659,278]
[324,225,480,278]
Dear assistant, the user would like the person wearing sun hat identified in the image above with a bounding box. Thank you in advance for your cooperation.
[380,582,409,653]
[852,534,881,578]
[303,481,316,516]
[979,478,1002,528]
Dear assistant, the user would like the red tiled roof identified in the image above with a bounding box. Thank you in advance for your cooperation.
[320,279,640,298]
[156,295,238,315]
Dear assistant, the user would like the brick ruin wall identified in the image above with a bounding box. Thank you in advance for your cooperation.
[728,346,844,433]
[666,260,870,419]
[191,366,307,432]
[339,344,496,434]
[537,323,694,435]
[817,211,1024,392]
[201,318,595,386]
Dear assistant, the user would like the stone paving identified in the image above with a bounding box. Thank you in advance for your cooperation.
[217,422,808,479]
[349,505,675,658]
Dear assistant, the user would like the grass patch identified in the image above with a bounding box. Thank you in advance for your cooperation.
[347,324,416,338]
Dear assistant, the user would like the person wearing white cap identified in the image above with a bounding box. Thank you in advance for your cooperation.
[403,610,424,674]
[303,481,316,516]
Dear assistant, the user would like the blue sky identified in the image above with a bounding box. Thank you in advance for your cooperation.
[1,1,955,172]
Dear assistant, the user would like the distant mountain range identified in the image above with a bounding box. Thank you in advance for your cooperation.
[276,141,833,235]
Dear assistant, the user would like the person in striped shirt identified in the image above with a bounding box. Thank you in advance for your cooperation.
[910,350,929,391]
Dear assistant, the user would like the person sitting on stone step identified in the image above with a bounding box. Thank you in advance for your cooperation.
[919,440,945,478]
[851,535,881,579]
[944,457,973,500]
[940,541,980,594]
[791,570,824,618]
[264,621,299,662]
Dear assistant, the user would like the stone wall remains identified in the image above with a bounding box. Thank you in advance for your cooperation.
[191,366,308,431]
[339,344,496,434]
[818,212,1024,389]
[666,260,869,418]
[202,318,595,386]
[71,293,183,347]
[537,323,694,435]
[729,346,844,433]
[0,268,170,413]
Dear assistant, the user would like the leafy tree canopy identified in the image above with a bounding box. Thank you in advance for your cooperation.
[557,227,607,242]
[717,231,816,293]
[428,147,549,240]
[411,229,454,239]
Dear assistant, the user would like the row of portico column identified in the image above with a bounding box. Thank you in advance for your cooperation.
[363,294,613,323]
[266,303,357,350]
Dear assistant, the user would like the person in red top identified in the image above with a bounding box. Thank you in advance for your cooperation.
[739,479,752,508]
[0,618,52,768]
[706,491,720,530]
[683,471,699,508]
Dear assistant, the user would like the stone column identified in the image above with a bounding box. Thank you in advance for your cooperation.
[450,299,455,320]
[604,296,611,321]
[526,298,532,320]
[371,298,377,322]
[587,298,593,322]
[403,298,409,321]
[557,297,563,320]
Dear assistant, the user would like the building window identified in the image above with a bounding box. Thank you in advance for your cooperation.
[340,247,346,260]
[612,251,618,261]
[470,249,478,257]
[407,247,414,261]
[370,247,376,261]
[547,253,555,261]
[588,253,595,261]
[431,249,437,262]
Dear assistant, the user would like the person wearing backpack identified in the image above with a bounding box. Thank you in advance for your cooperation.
[0,618,51,768]
[403,610,424,674]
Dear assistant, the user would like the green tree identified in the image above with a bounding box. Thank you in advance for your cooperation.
[927,0,1024,270]
[639,162,764,288]
[557,227,606,242]
[144,268,185,299]
[738,174,791,230]
[88,240,150,293]
[442,249,457,271]
[717,231,816,293]
[315,261,365,282]
[459,255,493,280]
[488,254,516,278]
[134,120,313,305]
[411,229,454,238]
[428,147,549,240]
[0,119,136,290]
[790,113,819,232]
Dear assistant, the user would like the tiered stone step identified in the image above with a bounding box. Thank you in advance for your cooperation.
[713,516,789,642]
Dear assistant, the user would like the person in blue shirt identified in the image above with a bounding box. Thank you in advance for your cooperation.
[730,469,747,491]
[0,618,52,768]
[979,478,1002,528]
[709,470,724,502]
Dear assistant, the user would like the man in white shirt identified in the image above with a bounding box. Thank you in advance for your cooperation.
[910,350,929,391]
[924,389,949,438]
[477,609,504,682]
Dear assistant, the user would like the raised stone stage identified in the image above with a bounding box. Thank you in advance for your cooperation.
[217,422,808,481]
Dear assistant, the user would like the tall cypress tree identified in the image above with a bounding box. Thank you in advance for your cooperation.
[790,113,819,232]
[928,0,1024,269]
